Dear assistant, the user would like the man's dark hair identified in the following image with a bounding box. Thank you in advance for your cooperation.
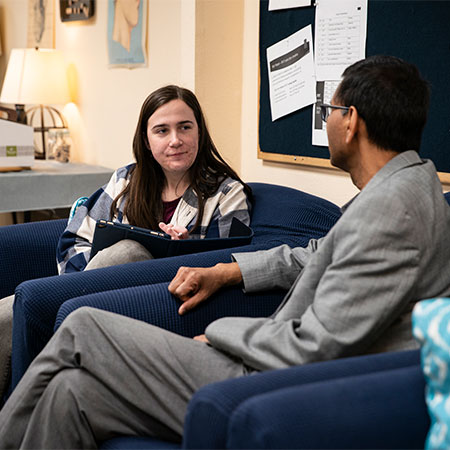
[335,55,430,152]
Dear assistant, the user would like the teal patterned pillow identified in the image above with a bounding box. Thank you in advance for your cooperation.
[413,298,450,450]
[68,196,88,223]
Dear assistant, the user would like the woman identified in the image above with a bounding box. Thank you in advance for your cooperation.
[56,85,252,274]
[0,85,251,398]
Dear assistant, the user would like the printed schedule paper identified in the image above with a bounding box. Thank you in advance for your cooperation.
[266,25,316,121]
[312,80,340,146]
[314,0,368,81]
[268,0,311,10]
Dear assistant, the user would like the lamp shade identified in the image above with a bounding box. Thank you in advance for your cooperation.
[0,48,70,105]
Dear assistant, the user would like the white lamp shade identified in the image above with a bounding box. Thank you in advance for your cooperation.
[0,48,70,105]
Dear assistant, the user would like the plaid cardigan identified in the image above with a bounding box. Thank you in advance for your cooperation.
[56,163,251,274]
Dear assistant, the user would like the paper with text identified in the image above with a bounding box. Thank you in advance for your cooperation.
[315,0,367,81]
[312,80,340,146]
[267,25,316,121]
[269,0,311,11]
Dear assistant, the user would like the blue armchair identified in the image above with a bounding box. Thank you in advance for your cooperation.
[4,188,447,448]
[99,349,428,449]
[2,182,341,392]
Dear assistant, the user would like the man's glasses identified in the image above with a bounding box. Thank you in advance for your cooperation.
[320,103,350,122]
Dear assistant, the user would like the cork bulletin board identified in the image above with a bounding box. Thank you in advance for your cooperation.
[258,0,450,182]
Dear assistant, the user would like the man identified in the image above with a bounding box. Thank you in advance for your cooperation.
[1,55,449,448]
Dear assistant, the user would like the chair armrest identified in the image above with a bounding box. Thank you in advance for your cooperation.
[183,350,421,449]
[10,244,274,390]
[0,219,67,298]
[226,365,429,449]
[54,283,285,338]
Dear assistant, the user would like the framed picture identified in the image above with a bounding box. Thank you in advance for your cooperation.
[27,0,54,49]
[60,0,95,22]
[107,0,147,68]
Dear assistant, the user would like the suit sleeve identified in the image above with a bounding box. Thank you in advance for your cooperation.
[232,239,321,292]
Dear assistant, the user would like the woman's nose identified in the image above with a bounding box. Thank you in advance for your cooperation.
[169,131,182,147]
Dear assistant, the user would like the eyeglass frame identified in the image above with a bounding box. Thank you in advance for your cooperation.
[320,103,350,123]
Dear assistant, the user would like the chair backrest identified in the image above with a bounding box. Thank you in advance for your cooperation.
[248,182,341,248]
[445,191,450,206]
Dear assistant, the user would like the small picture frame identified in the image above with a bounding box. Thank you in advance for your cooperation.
[47,128,72,163]
[60,0,95,22]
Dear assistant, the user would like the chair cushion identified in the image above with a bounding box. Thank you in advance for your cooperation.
[413,298,450,450]
[100,436,180,449]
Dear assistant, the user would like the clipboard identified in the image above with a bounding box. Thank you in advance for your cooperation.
[90,217,253,260]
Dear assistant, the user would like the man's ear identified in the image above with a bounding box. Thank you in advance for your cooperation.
[345,106,360,144]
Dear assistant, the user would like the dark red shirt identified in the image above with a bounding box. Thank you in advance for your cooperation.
[162,197,181,224]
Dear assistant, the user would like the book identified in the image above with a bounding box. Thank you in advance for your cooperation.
[90,217,253,259]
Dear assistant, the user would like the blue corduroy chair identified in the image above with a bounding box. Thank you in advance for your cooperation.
[99,349,428,449]
[3,183,341,391]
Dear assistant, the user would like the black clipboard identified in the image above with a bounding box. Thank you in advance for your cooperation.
[90,217,253,259]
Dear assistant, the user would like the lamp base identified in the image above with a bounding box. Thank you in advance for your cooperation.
[15,104,27,125]
[26,105,68,160]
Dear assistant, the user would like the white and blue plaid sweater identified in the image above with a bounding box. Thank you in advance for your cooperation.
[57,163,251,274]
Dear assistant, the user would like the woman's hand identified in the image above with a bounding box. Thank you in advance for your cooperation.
[158,222,189,240]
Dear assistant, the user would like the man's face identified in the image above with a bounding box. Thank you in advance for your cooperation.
[326,94,351,172]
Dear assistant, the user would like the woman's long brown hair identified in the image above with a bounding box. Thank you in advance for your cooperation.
[111,85,252,230]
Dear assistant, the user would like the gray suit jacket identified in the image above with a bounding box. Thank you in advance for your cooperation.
[206,151,450,371]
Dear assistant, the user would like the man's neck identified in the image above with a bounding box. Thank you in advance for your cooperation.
[350,144,399,190]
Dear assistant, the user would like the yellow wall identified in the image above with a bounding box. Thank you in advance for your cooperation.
[195,0,244,174]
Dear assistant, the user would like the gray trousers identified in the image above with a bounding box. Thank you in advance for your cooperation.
[85,239,153,270]
[0,307,248,449]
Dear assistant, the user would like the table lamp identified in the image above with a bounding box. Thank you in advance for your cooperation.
[0,48,70,159]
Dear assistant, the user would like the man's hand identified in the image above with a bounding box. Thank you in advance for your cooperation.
[193,334,210,344]
[168,262,242,315]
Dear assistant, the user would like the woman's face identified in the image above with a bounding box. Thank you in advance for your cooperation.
[146,99,199,179]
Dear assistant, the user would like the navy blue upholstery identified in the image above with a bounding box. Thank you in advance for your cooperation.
[98,350,427,449]
[183,349,421,449]
[7,183,341,392]
[226,364,428,449]
[0,218,67,299]
[55,283,285,338]
[101,437,179,449]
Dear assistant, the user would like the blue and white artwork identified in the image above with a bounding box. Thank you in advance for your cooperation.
[107,0,147,68]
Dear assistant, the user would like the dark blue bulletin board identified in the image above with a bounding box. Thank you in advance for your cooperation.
[258,0,450,181]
